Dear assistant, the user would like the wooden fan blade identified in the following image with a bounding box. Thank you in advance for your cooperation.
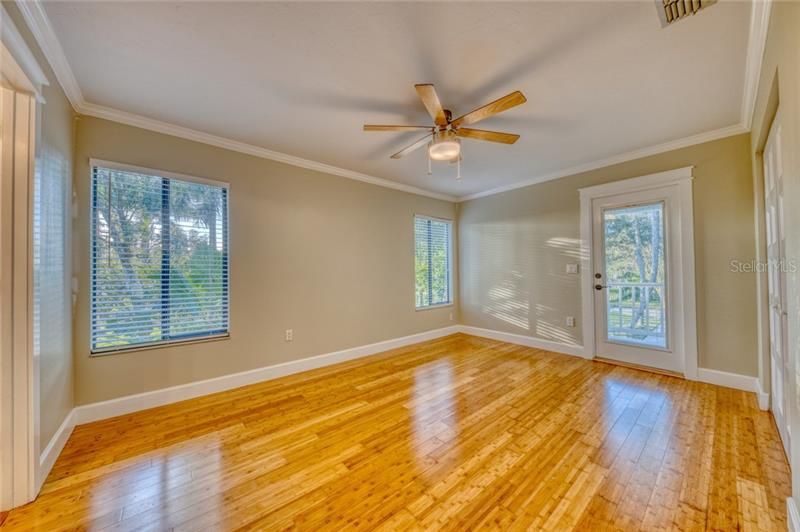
[415,84,448,126]
[363,125,434,132]
[451,91,527,128]
[456,128,520,144]
[390,134,432,159]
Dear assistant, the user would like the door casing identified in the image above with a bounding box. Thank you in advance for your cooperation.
[579,167,698,379]
[1,20,44,510]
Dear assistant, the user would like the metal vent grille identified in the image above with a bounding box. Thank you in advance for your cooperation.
[660,0,717,25]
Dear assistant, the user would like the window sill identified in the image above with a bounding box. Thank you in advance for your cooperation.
[415,303,454,312]
[90,333,230,357]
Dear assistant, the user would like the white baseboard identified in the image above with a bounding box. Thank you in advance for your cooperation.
[38,325,772,505]
[70,326,766,426]
[457,328,766,404]
[37,409,75,492]
[756,378,770,411]
[696,367,759,394]
[74,325,461,425]
[458,325,588,359]
[73,324,586,427]
[788,497,800,532]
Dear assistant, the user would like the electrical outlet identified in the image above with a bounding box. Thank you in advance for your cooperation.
[566,316,576,327]
[566,263,579,274]
[449,313,454,321]
[285,329,293,342]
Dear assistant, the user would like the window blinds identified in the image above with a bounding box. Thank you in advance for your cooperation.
[414,215,452,309]
[91,164,229,353]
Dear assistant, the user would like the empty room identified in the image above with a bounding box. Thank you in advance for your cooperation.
[1,0,799,530]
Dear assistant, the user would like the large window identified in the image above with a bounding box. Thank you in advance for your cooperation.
[90,161,229,353]
[414,215,452,309]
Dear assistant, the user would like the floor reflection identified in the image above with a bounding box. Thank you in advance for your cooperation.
[410,359,459,476]
[88,433,224,527]
[6,336,789,530]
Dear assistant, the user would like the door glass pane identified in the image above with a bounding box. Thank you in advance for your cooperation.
[603,202,667,348]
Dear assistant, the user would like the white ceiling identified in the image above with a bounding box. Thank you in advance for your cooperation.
[43,1,751,198]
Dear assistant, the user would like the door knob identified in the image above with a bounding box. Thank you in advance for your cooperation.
[594,273,602,279]
[595,284,605,290]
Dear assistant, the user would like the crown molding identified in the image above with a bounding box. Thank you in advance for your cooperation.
[457,0,769,202]
[457,123,747,202]
[15,0,83,109]
[740,0,773,131]
[15,0,455,202]
[15,0,765,205]
[77,101,457,201]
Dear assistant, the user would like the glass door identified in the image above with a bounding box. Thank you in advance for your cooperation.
[602,202,667,349]
[593,189,683,373]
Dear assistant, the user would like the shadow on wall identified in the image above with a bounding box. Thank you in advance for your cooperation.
[485,271,529,330]
[464,222,583,346]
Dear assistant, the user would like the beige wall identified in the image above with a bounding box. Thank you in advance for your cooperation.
[750,0,800,504]
[460,133,758,376]
[6,2,76,448]
[72,116,457,405]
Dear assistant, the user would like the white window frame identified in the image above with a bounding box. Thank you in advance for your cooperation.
[413,214,454,311]
[88,159,231,355]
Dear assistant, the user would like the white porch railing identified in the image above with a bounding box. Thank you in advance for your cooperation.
[605,282,666,347]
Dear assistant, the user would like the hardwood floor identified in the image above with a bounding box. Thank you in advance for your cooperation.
[3,334,790,531]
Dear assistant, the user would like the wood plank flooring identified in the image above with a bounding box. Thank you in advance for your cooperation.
[3,334,791,531]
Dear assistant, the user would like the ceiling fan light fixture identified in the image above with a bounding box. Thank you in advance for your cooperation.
[364,84,525,161]
[428,130,461,161]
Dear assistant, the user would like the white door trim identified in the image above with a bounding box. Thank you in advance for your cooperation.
[0,4,48,102]
[579,166,698,379]
[0,88,39,511]
[1,23,43,510]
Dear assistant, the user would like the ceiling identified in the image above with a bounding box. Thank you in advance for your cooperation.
[42,1,752,199]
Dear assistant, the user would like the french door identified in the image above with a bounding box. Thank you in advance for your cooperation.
[763,109,790,457]
[592,186,685,373]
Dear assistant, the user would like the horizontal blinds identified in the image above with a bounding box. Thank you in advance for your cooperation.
[91,166,229,352]
[414,216,452,308]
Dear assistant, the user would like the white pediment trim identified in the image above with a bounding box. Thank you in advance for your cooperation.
[1,4,48,100]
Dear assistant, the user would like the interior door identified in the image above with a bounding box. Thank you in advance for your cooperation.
[763,109,790,458]
[593,187,683,373]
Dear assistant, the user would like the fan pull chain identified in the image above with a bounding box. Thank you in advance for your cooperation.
[427,154,432,175]
[456,157,461,181]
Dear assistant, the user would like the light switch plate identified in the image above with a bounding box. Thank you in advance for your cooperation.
[566,263,579,274]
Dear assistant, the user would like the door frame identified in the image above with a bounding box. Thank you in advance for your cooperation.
[579,166,698,379]
[1,7,45,511]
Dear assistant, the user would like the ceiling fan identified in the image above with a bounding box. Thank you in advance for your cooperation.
[363,84,526,178]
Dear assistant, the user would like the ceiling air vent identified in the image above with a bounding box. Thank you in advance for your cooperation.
[659,0,717,25]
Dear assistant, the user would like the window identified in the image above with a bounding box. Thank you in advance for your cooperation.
[90,161,229,353]
[414,215,452,309]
